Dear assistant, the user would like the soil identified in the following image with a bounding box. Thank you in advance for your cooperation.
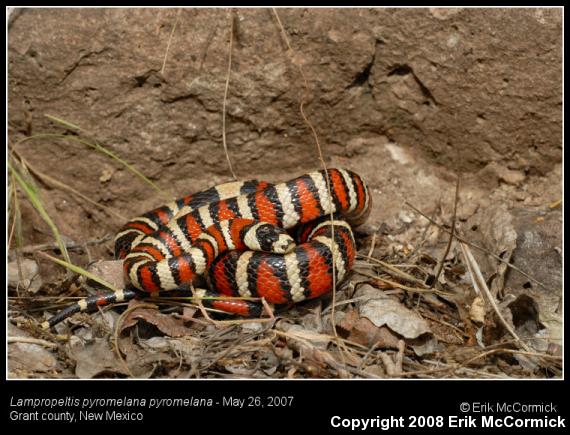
[7,8,562,379]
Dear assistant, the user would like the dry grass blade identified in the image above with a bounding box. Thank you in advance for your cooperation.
[36,251,121,293]
[20,123,167,199]
[12,148,126,221]
[549,198,561,209]
[11,235,113,255]
[44,114,81,130]
[7,178,24,295]
[459,241,531,352]
[9,163,71,264]
[7,172,25,296]
[7,175,21,250]
[222,9,237,180]
[161,9,181,75]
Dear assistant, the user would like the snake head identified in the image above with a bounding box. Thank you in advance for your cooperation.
[245,223,296,254]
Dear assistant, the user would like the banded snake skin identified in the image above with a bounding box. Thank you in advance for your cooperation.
[41,168,371,329]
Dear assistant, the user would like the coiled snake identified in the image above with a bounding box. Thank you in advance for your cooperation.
[42,168,371,329]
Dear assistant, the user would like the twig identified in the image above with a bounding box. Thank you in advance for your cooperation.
[379,340,405,376]
[354,269,454,297]
[320,295,371,315]
[431,175,460,286]
[272,328,371,353]
[418,309,467,339]
[357,340,382,371]
[356,254,430,287]
[7,336,58,349]
[366,232,377,261]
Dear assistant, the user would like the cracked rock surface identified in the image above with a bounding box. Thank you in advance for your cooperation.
[8,8,561,253]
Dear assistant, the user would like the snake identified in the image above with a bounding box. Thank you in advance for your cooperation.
[41,168,371,329]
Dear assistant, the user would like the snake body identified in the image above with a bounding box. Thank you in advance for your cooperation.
[42,168,371,328]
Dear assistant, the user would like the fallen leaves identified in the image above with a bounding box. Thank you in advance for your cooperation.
[119,300,195,338]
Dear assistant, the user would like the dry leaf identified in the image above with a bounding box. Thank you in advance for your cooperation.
[121,302,194,337]
[469,296,486,323]
[336,309,400,349]
[71,338,128,378]
[8,324,58,374]
[503,208,562,348]
[466,204,517,296]
[410,335,441,356]
[355,285,431,339]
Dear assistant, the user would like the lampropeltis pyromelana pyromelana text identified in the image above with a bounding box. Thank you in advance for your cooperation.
[41,168,371,329]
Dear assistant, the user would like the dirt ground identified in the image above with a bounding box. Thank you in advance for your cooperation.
[7,8,562,378]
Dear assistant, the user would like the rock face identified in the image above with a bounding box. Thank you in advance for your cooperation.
[7,8,561,243]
